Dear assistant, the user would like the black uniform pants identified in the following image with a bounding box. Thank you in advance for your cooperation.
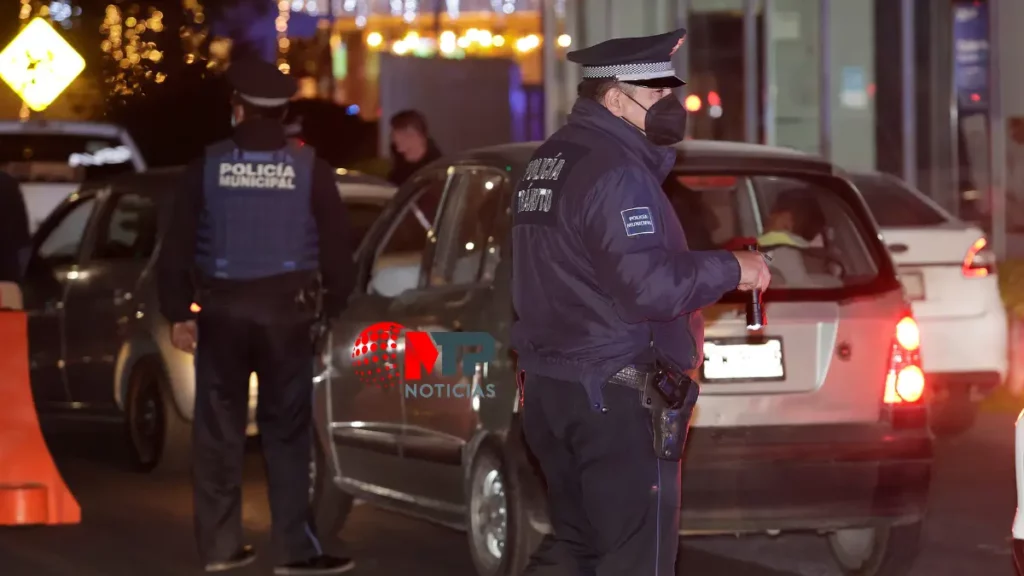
[193,308,321,565]
[521,374,681,576]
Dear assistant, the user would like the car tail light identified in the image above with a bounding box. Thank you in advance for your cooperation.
[884,316,925,404]
[963,237,996,277]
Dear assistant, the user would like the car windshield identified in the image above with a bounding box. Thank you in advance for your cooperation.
[0,134,137,184]
[662,173,883,295]
[848,174,950,228]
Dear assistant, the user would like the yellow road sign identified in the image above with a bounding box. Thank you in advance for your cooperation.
[0,17,86,112]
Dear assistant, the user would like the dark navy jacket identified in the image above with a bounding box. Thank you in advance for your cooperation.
[510,98,741,408]
[195,139,319,280]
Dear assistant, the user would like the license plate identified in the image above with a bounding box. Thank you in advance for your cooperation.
[701,338,785,382]
[899,271,925,301]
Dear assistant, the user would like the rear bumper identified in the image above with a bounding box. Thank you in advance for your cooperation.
[676,423,932,534]
[918,309,1008,380]
[928,370,1003,399]
[517,422,932,536]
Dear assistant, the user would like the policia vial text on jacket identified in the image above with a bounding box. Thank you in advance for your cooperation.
[510,29,771,576]
[156,58,357,576]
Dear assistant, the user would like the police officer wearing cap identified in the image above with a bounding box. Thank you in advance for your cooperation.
[511,30,771,574]
[157,58,356,575]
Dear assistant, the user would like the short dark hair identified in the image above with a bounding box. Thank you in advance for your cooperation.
[232,93,287,121]
[773,191,826,240]
[390,109,429,135]
[577,79,635,102]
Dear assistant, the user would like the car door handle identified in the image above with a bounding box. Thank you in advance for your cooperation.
[887,243,909,254]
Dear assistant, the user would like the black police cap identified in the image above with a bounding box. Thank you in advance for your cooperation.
[567,29,687,89]
[225,58,298,107]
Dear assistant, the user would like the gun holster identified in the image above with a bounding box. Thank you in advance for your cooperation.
[641,366,700,461]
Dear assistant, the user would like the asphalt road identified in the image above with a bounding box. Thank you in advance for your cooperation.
[0,413,1017,576]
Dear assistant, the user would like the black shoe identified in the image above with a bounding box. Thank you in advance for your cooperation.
[205,545,257,572]
[273,555,355,575]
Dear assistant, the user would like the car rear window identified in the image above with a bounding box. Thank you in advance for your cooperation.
[849,175,949,227]
[663,173,886,296]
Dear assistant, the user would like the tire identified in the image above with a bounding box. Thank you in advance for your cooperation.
[310,430,354,545]
[826,523,923,576]
[929,386,977,438]
[124,357,191,475]
[466,439,539,576]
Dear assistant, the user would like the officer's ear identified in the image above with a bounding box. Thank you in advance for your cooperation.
[603,85,629,118]
[232,103,245,125]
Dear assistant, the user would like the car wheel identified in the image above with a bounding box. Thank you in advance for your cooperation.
[826,523,922,576]
[466,440,537,576]
[125,357,191,474]
[310,430,354,545]
[929,386,977,437]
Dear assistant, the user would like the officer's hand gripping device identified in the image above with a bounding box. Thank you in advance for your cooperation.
[745,243,768,331]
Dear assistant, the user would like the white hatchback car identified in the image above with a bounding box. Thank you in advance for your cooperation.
[850,172,1008,435]
[0,120,147,232]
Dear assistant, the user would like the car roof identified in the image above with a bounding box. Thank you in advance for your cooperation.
[453,140,837,177]
[90,165,394,193]
[0,119,130,138]
[337,183,396,201]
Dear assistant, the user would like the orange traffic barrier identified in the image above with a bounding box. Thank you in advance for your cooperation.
[0,282,80,525]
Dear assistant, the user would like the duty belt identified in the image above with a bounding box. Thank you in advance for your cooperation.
[607,365,657,391]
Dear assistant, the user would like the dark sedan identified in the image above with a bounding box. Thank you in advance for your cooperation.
[23,167,393,473]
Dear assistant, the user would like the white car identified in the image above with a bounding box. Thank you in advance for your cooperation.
[850,172,1008,434]
[0,120,147,232]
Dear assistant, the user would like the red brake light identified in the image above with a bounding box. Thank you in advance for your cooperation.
[962,237,995,277]
[884,315,925,404]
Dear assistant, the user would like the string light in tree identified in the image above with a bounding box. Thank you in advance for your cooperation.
[446,0,459,19]
[501,0,516,15]
[277,0,290,73]
[100,4,167,99]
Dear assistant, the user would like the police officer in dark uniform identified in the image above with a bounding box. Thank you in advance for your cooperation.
[0,170,29,284]
[157,58,356,575]
[511,30,771,574]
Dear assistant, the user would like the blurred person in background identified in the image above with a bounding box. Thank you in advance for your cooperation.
[387,109,442,186]
[157,58,356,575]
[0,170,30,284]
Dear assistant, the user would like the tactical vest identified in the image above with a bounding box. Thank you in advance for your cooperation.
[195,140,318,280]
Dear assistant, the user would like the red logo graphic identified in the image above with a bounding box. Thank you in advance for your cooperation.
[351,322,403,387]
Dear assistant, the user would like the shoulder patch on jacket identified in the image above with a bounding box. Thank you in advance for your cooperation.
[620,207,655,237]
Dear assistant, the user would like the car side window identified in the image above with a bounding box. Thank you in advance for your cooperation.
[35,197,98,265]
[92,192,160,260]
[368,172,447,297]
[428,167,506,287]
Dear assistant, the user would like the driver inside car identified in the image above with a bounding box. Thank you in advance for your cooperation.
[758,191,839,287]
